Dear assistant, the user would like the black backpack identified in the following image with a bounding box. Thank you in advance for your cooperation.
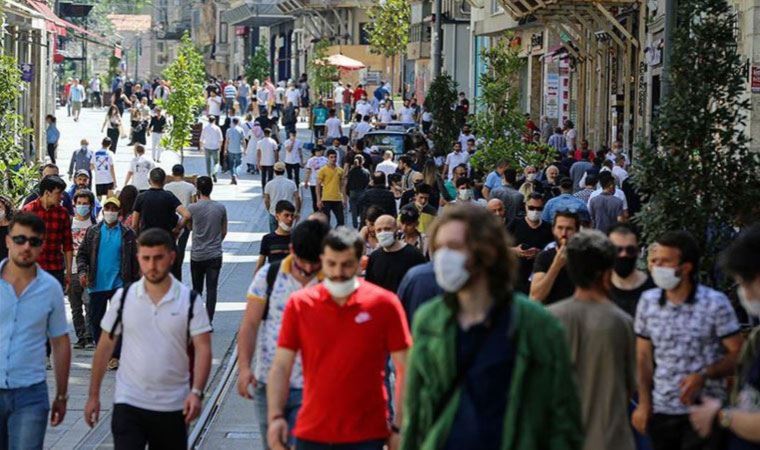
[262,261,282,321]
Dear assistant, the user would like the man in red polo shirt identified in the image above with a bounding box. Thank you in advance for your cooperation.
[267,227,411,450]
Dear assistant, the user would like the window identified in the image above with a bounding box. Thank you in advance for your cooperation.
[359,23,370,45]
[219,22,228,44]
[491,0,504,14]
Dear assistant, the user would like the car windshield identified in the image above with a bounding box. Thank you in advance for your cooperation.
[364,134,405,155]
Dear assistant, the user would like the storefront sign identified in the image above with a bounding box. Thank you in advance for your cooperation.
[751,66,760,93]
[545,73,559,119]
[235,26,249,37]
[20,63,33,82]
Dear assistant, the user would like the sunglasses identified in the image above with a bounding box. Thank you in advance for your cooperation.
[11,235,44,247]
[527,206,544,211]
[556,206,579,214]
[616,245,639,256]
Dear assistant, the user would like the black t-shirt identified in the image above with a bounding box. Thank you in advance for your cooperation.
[0,225,8,261]
[260,232,291,264]
[532,247,574,305]
[507,219,554,294]
[610,275,656,318]
[150,116,167,133]
[365,244,426,293]
[133,188,181,233]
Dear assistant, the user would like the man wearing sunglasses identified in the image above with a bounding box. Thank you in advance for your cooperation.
[508,193,554,295]
[607,223,655,318]
[0,212,72,448]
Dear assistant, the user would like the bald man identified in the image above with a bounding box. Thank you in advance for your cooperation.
[365,214,427,292]
[487,198,506,224]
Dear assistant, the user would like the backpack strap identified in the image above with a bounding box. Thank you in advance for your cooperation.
[109,282,133,339]
[262,261,282,321]
[188,290,200,342]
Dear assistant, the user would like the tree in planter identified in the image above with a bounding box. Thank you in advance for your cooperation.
[469,38,553,172]
[308,39,338,100]
[632,0,760,284]
[366,0,410,94]
[160,32,206,163]
[424,74,460,156]
[245,39,269,86]
[0,49,35,204]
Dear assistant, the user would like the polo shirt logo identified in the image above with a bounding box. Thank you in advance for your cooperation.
[354,312,372,324]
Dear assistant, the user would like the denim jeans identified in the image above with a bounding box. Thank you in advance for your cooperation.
[190,257,222,322]
[348,191,364,228]
[204,148,220,177]
[0,381,49,450]
[223,98,235,116]
[260,165,274,189]
[268,214,278,234]
[90,289,122,358]
[68,275,91,341]
[343,104,352,124]
[172,228,190,281]
[228,152,242,178]
[296,439,385,450]
[238,97,249,116]
[254,384,302,447]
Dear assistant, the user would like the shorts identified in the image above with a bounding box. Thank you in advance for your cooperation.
[96,183,113,197]
[72,101,82,113]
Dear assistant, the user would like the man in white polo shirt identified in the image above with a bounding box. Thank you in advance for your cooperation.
[84,228,213,448]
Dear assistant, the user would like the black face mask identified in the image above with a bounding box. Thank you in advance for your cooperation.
[614,256,637,278]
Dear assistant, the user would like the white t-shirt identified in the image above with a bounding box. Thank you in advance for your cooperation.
[459,133,475,150]
[129,155,155,191]
[422,111,433,122]
[207,96,222,116]
[285,88,300,106]
[257,137,279,166]
[353,122,372,140]
[325,117,342,138]
[164,180,197,207]
[355,101,372,118]
[101,278,212,411]
[283,139,303,165]
[275,87,286,105]
[376,160,398,179]
[264,176,298,215]
[445,151,470,180]
[399,107,415,123]
[91,149,115,184]
[334,86,345,104]
[306,156,328,184]
[200,124,223,150]
[378,108,393,123]
[257,89,269,104]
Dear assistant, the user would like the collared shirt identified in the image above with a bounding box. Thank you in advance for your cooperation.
[92,223,123,293]
[46,124,60,144]
[226,125,245,154]
[69,147,93,176]
[0,260,68,388]
[316,165,344,202]
[246,255,323,386]
[634,285,741,414]
[542,193,591,223]
[200,123,223,150]
[69,84,85,102]
[21,199,73,271]
[101,276,212,411]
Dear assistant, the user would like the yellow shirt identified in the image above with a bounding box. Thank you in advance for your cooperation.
[317,164,344,201]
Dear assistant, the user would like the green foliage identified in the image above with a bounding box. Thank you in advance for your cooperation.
[631,0,760,284]
[160,32,206,157]
[0,52,35,205]
[308,39,338,99]
[366,0,410,58]
[470,39,552,171]
[245,39,269,86]
[423,74,460,156]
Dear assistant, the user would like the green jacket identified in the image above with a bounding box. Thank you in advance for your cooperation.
[401,293,583,450]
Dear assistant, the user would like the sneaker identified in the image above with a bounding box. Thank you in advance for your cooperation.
[74,338,88,349]
[107,358,119,371]
[231,178,237,185]
[85,340,96,350]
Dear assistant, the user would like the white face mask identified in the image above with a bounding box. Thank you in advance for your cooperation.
[526,173,536,182]
[377,231,396,248]
[652,266,681,290]
[103,211,119,224]
[433,247,470,293]
[458,189,473,201]
[738,285,760,316]
[323,276,359,298]
[278,221,292,232]
[527,210,541,222]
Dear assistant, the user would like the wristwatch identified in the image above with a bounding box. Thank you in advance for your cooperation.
[191,388,204,400]
[55,393,69,402]
[718,409,733,429]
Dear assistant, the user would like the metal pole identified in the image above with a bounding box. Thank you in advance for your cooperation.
[433,0,443,78]
[661,0,677,102]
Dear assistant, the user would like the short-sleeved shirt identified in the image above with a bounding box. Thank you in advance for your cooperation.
[149,116,167,133]
[634,285,742,414]
[260,232,291,264]
[101,277,212,411]
[306,156,328,185]
[188,200,227,261]
[91,148,115,184]
[325,117,342,138]
[317,165,344,202]
[21,199,73,271]
[257,138,279,166]
[532,247,574,305]
[542,193,591,223]
[264,176,298,216]
[226,126,245,154]
[164,181,196,208]
[365,244,427,293]
[589,193,624,233]
[246,255,322,386]
[0,261,68,388]
[445,151,470,180]
[129,156,155,191]
[133,188,181,233]
[278,281,412,443]
[283,139,303,165]
[508,219,554,294]
[484,171,502,191]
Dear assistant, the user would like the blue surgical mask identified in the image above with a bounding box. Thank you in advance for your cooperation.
[75,205,91,217]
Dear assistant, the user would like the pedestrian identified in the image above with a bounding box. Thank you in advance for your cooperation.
[200,116,223,182]
[508,193,554,294]
[548,127,567,154]
[124,144,155,193]
[0,212,72,449]
[147,107,167,162]
[541,177,590,224]
[481,160,508,199]
[490,168,524,224]
[118,185,139,229]
[68,139,93,184]
[342,83,353,124]
[282,131,304,185]
[606,223,655,318]
[70,189,97,349]
[207,90,222,122]
[311,100,328,141]
[358,172,398,221]
[304,145,328,213]
[0,195,12,261]
[365,214,426,293]
[45,114,60,164]
[316,149,346,226]
[237,219,330,446]
[346,154,371,228]
[574,174,597,205]
[90,138,117,199]
[398,207,428,257]
[225,117,246,185]
[77,196,140,371]
[442,142,469,181]
[530,210,580,304]
[255,200,296,275]
[402,203,582,449]
[84,228,213,448]
[266,227,411,450]
[188,176,227,322]
[164,165,197,210]
[264,162,300,233]
[586,171,629,218]
[237,79,250,116]
[223,80,237,116]
[400,183,437,234]
[632,230,743,450]
[89,75,102,108]
[548,229,636,450]
[689,225,760,446]
[486,198,506,224]
[589,175,625,233]
[69,78,85,122]
[258,128,279,188]
[102,106,123,152]
[564,120,577,152]
[569,150,593,193]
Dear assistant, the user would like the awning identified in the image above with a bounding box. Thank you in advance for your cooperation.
[221,3,292,28]
[27,0,68,35]
[319,54,366,70]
